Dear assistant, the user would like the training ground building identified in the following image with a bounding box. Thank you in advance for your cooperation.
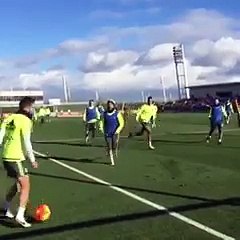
[0,90,44,106]
[188,82,240,99]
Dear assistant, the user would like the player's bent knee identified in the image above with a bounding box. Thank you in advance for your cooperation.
[18,176,30,191]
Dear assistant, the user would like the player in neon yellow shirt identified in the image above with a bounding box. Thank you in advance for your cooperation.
[45,107,51,122]
[151,101,158,128]
[0,97,38,228]
[38,106,46,124]
[129,96,156,149]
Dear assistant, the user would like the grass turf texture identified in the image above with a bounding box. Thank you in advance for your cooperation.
[0,113,239,240]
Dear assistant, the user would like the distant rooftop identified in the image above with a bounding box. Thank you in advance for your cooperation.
[188,82,240,89]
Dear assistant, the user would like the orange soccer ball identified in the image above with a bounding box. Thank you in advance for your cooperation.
[34,204,51,222]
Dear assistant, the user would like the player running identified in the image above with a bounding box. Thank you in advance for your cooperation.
[83,100,100,144]
[97,103,105,116]
[151,101,158,128]
[38,106,46,124]
[225,99,234,124]
[99,99,124,166]
[129,96,156,150]
[0,97,38,228]
[206,98,227,144]
[45,106,51,123]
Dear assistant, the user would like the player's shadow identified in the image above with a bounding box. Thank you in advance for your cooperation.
[0,209,17,228]
[0,211,42,229]
[0,197,239,239]
[0,209,168,238]
[151,139,204,144]
[34,141,105,148]
[30,172,240,206]
[37,155,109,165]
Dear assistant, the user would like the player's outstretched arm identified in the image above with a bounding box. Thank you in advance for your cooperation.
[22,128,38,168]
[221,106,228,119]
[136,106,143,122]
[83,108,87,122]
[99,118,104,133]
[116,112,124,134]
[0,125,6,145]
[96,108,101,121]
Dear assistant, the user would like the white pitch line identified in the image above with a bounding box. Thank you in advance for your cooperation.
[34,150,235,240]
[34,128,240,144]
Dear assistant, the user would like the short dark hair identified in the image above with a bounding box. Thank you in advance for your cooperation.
[19,96,35,110]
[147,96,153,102]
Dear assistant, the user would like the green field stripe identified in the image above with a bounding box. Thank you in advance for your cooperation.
[34,150,236,240]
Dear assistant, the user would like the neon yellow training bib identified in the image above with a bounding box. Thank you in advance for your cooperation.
[1,114,32,161]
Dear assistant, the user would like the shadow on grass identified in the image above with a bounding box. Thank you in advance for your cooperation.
[34,141,105,148]
[153,139,204,144]
[0,214,40,229]
[38,156,109,165]
[0,197,239,239]
[0,209,167,239]
[31,172,240,207]
[1,172,239,236]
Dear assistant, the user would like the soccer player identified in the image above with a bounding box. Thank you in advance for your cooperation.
[206,98,227,144]
[225,99,234,124]
[233,98,240,127]
[38,106,46,124]
[45,107,51,123]
[83,100,100,144]
[0,97,38,228]
[99,99,124,166]
[97,103,105,115]
[129,96,156,150]
[151,101,158,128]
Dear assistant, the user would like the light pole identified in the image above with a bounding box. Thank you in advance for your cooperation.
[173,44,189,100]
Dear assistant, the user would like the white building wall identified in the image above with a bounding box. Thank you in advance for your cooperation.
[0,90,44,106]
[190,85,240,98]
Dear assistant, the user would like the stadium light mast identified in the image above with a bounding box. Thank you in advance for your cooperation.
[173,44,190,100]
[67,85,71,102]
[141,91,145,103]
[62,76,69,102]
[160,76,167,103]
[95,90,99,102]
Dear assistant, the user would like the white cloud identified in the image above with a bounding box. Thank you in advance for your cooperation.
[136,43,175,65]
[192,37,240,68]
[2,8,240,99]
[101,8,239,50]
[82,63,176,91]
[19,69,65,89]
[82,50,139,72]
[166,9,237,41]
[81,55,219,91]
[57,38,107,55]
[14,37,108,68]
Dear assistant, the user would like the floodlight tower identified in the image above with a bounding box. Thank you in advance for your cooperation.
[173,44,190,100]
[160,76,167,102]
[62,76,69,102]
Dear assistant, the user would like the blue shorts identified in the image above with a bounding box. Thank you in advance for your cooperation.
[211,121,223,130]
[226,111,231,117]
[105,134,118,150]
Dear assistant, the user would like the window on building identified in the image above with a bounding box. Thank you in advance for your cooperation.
[0,96,43,101]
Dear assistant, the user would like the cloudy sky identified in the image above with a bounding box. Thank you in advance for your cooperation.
[0,0,239,100]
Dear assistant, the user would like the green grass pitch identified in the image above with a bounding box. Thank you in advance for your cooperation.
[0,113,239,240]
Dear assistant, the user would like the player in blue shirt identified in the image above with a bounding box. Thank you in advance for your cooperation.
[83,100,100,144]
[206,99,227,144]
[225,99,234,124]
[97,103,105,116]
[99,99,124,166]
